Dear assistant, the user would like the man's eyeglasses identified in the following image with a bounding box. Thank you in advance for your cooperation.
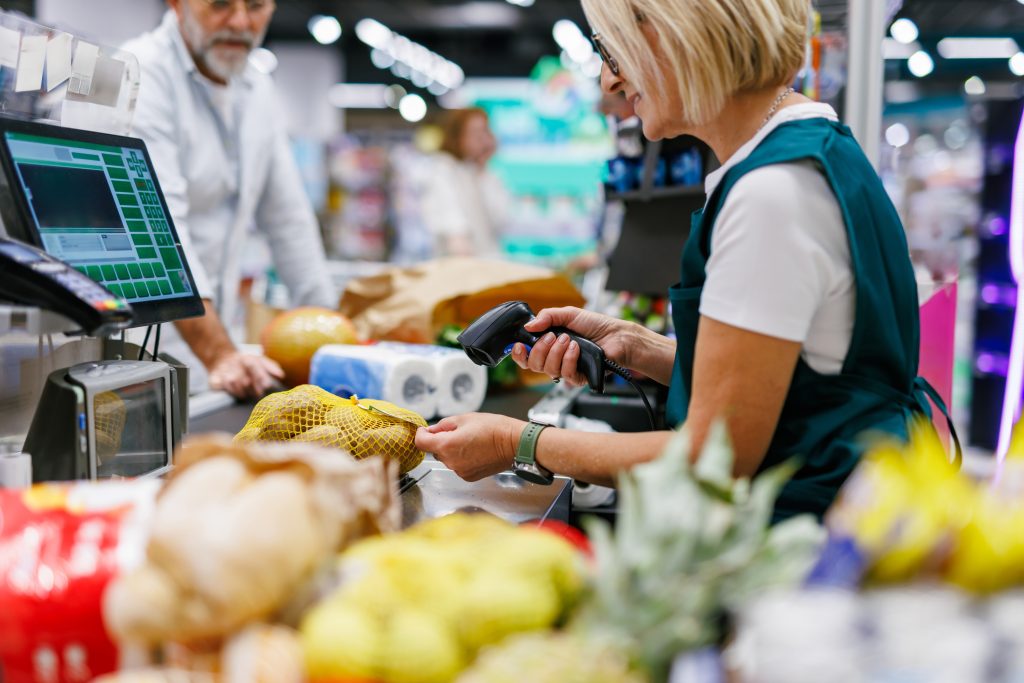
[200,0,274,14]
[591,33,620,76]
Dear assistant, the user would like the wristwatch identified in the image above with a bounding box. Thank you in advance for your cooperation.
[513,419,555,485]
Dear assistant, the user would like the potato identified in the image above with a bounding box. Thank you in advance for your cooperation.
[322,405,365,452]
[258,392,326,440]
[291,424,345,449]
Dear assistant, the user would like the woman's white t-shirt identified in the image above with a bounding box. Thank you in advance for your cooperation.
[700,103,854,375]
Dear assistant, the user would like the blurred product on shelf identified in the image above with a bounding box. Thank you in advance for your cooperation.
[421,107,512,258]
[323,137,395,262]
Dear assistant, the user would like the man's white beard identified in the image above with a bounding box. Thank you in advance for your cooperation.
[179,5,266,82]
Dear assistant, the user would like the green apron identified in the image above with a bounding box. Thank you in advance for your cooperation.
[666,117,952,522]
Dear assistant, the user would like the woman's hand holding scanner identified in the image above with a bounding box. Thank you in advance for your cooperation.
[456,301,608,392]
[511,306,677,387]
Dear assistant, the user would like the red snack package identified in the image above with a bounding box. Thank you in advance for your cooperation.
[0,481,158,683]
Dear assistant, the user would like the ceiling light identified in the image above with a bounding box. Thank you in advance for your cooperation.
[383,84,407,108]
[354,19,392,50]
[506,0,535,6]
[355,18,464,90]
[1011,52,1024,77]
[964,76,986,96]
[907,50,934,77]
[889,18,919,45]
[328,83,388,109]
[308,15,342,45]
[885,122,910,148]
[399,94,427,123]
[370,48,395,69]
[553,19,594,64]
[937,37,1020,60]
[882,38,921,60]
[248,47,278,74]
[427,81,450,96]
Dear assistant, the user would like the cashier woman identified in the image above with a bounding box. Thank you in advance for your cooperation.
[418,0,946,521]
[125,0,336,399]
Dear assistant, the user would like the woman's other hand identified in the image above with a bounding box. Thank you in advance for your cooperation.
[415,414,523,481]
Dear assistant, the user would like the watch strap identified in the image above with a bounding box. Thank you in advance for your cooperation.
[515,421,549,467]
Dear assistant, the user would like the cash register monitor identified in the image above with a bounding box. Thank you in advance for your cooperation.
[0,118,203,326]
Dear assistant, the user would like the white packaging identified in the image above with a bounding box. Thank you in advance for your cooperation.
[309,344,439,419]
[375,342,488,417]
[0,452,31,489]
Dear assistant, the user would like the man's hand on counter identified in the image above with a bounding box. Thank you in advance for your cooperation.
[208,351,284,400]
[415,414,524,482]
[175,300,284,400]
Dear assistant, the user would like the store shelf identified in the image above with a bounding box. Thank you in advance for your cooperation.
[607,184,705,203]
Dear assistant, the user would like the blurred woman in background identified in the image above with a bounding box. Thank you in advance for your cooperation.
[422,108,511,258]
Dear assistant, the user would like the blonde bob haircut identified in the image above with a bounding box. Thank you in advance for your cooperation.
[581,0,809,126]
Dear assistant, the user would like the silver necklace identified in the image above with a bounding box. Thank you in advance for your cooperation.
[760,87,795,129]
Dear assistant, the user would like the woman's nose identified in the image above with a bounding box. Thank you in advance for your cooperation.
[600,62,625,95]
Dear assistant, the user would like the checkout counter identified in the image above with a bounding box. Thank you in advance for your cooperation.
[188,386,573,527]
[0,116,572,527]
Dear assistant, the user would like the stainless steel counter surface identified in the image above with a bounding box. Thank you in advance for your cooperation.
[185,386,570,527]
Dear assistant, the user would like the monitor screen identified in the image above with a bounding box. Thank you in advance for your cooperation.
[0,119,203,326]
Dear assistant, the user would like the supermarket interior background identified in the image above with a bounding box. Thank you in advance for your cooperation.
[0,0,1014,459]
[3,0,1024,680]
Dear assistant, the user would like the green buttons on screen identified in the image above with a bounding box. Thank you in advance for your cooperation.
[122,207,143,220]
[127,264,142,279]
[101,265,116,280]
[160,248,182,270]
[114,264,130,279]
[137,247,157,259]
[153,263,166,277]
[86,265,102,280]
[121,282,136,298]
[158,280,172,296]
[169,270,187,293]
[141,263,154,278]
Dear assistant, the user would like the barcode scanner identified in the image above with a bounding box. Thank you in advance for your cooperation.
[457,301,655,429]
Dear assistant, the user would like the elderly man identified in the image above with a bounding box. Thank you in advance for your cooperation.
[124,0,336,398]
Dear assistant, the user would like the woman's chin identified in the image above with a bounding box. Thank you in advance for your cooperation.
[639,118,666,141]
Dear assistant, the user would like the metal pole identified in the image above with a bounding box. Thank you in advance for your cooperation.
[844,0,887,169]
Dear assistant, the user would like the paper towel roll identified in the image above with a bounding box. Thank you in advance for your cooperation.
[375,343,488,417]
[310,345,439,419]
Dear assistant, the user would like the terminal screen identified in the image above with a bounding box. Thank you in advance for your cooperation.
[3,132,195,304]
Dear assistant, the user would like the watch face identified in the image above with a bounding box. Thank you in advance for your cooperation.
[513,461,555,485]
